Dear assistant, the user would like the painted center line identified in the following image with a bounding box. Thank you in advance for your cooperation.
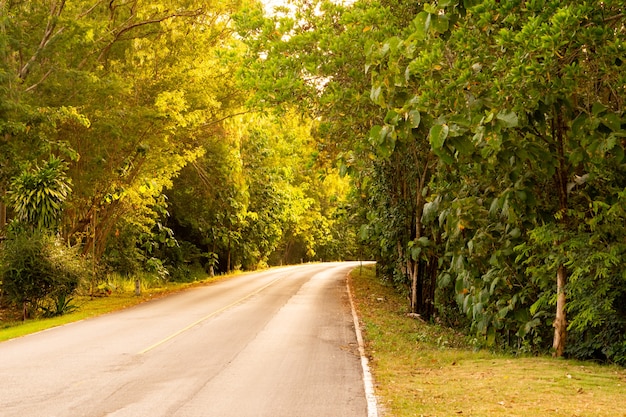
[138,276,283,354]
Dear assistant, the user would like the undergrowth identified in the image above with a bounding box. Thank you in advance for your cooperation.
[349,264,626,417]
[0,269,223,342]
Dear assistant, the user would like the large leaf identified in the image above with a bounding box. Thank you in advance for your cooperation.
[368,125,383,145]
[370,85,384,106]
[436,145,456,165]
[448,136,474,155]
[592,102,608,116]
[408,109,421,128]
[496,110,518,128]
[382,36,402,55]
[384,109,401,126]
[370,125,396,157]
[601,113,622,132]
[411,12,431,40]
[431,15,449,34]
[429,124,449,149]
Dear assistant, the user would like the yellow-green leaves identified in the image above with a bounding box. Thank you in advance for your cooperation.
[155,90,190,127]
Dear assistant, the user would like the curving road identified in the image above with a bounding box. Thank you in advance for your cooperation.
[0,262,372,417]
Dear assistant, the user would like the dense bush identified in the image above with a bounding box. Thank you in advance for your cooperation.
[0,232,89,319]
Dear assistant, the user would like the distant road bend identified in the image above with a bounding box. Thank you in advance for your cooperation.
[0,262,376,417]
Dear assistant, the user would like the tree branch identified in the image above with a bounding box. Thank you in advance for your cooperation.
[78,0,106,19]
[24,68,54,92]
[96,9,203,63]
[18,1,66,80]
[583,13,624,28]
[201,110,251,128]
[604,13,624,23]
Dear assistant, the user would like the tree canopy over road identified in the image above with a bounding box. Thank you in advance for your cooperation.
[1,0,625,364]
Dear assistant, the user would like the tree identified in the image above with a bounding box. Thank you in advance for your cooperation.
[235,0,433,310]
[0,0,251,267]
[366,0,626,359]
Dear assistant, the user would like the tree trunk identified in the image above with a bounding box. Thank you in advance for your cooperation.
[410,259,418,313]
[423,255,437,320]
[227,234,231,273]
[410,158,432,316]
[409,258,437,321]
[553,264,567,357]
[552,107,569,358]
[0,199,6,230]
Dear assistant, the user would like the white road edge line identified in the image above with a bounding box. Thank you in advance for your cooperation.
[346,269,379,417]
[138,276,283,355]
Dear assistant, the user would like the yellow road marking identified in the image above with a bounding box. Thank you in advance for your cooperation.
[138,276,283,354]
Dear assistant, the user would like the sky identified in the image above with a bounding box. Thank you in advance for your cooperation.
[261,0,290,15]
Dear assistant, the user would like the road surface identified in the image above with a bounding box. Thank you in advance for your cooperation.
[0,262,373,417]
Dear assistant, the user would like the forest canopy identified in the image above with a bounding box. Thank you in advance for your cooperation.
[1,0,625,364]
[0,0,359,317]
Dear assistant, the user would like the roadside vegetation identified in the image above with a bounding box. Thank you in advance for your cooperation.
[241,0,626,364]
[1,0,625,375]
[350,265,626,417]
[0,0,359,325]
[0,270,231,342]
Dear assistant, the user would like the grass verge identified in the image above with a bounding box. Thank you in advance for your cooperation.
[0,273,233,343]
[349,265,626,417]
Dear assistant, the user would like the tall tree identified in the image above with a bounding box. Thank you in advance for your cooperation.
[367,0,626,358]
[235,0,436,312]
[167,110,356,272]
[1,0,249,262]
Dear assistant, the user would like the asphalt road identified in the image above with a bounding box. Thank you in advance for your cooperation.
[0,262,372,417]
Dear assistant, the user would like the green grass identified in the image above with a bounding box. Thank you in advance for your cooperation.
[349,265,626,417]
[0,272,234,342]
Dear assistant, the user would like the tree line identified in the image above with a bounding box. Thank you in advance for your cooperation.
[237,0,626,364]
[0,0,359,320]
[1,0,625,365]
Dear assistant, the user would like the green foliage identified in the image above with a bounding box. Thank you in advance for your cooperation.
[40,293,79,318]
[102,221,144,277]
[167,111,357,272]
[3,0,623,367]
[516,190,626,363]
[361,0,626,361]
[0,232,88,319]
[7,156,72,232]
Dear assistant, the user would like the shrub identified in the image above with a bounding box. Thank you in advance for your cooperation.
[0,231,89,320]
[7,156,71,232]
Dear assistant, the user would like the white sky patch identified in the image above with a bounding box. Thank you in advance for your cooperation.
[262,0,296,16]
[262,0,354,17]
